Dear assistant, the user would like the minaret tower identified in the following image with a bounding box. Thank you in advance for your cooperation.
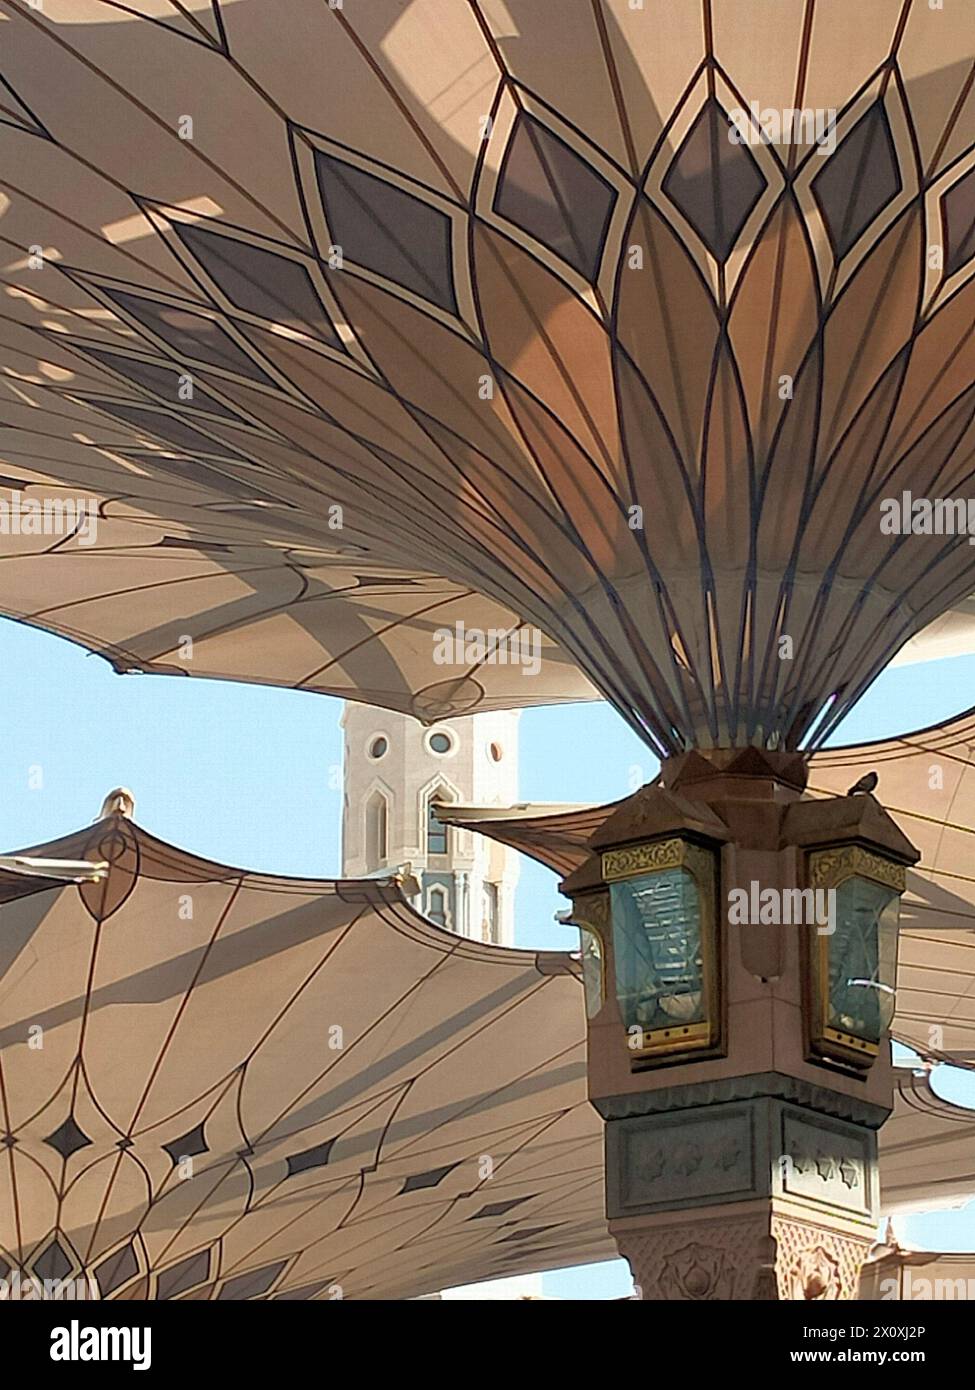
[341,705,520,945]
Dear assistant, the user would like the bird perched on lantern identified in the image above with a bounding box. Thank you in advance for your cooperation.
[846,771,879,796]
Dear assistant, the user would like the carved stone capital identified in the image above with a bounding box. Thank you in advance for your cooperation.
[617,1212,871,1301]
[772,1215,871,1301]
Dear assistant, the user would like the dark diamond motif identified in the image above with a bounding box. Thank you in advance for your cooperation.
[494,114,616,281]
[176,224,343,350]
[662,100,767,261]
[44,1116,91,1160]
[103,289,275,384]
[33,1239,73,1282]
[812,102,901,260]
[400,1161,459,1194]
[218,1259,286,1300]
[157,1249,210,1299]
[470,1196,533,1220]
[285,1138,336,1177]
[91,401,248,462]
[116,1138,134,1151]
[353,574,420,588]
[157,537,233,554]
[124,452,281,504]
[94,1243,139,1297]
[315,151,457,313]
[942,164,975,278]
[162,1120,209,1166]
[82,348,242,420]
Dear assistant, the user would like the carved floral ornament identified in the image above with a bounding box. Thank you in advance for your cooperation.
[808,844,906,893]
[602,837,688,881]
[787,1246,842,1301]
[648,1232,849,1301]
[660,1243,737,1300]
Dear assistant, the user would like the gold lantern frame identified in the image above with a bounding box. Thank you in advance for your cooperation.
[601,836,722,1065]
[805,844,906,1070]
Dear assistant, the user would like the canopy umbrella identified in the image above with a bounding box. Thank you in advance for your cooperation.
[0,803,614,1299]
[0,801,970,1298]
[0,2,973,750]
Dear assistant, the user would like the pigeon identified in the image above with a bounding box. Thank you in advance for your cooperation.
[846,771,878,796]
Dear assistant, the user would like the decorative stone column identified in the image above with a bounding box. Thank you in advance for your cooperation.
[562,749,918,1301]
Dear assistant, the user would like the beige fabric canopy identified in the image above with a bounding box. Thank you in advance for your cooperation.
[0,809,614,1299]
[0,476,594,720]
[0,806,972,1296]
[0,2,973,751]
[861,1246,975,1299]
[442,802,621,878]
[879,1070,975,1215]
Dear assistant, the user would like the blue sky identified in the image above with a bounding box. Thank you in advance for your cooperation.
[2,617,974,1298]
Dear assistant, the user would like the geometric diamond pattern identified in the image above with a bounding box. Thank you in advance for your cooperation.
[400,1162,459,1194]
[94,1243,140,1297]
[315,150,457,314]
[662,99,767,261]
[217,1259,286,1300]
[162,1121,209,1166]
[33,1238,74,1283]
[157,1249,211,1300]
[470,1195,534,1220]
[494,114,617,281]
[812,103,902,260]
[174,223,343,350]
[285,1138,336,1177]
[43,1116,92,1161]
[942,162,975,278]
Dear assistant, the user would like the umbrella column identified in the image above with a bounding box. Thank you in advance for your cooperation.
[562,749,918,1300]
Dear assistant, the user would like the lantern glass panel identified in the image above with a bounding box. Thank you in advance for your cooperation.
[609,867,704,1034]
[828,875,899,1045]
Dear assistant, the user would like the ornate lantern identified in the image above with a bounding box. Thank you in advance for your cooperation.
[601,836,720,1062]
[805,845,906,1069]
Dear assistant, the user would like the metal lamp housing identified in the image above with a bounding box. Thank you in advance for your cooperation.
[805,845,906,1070]
[601,836,720,1064]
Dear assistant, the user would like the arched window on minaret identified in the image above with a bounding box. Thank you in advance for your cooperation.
[365,790,388,871]
[427,885,449,929]
[426,787,453,857]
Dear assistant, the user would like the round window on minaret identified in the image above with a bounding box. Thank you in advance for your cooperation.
[368,736,388,759]
[427,730,454,755]
[488,742,503,762]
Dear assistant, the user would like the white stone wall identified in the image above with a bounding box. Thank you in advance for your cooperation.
[341,704,520,945]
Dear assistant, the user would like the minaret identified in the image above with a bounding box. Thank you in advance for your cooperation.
[341,705,520,945]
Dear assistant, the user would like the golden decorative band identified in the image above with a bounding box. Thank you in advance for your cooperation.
[602,836,687,881]
[809,844,906,892]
